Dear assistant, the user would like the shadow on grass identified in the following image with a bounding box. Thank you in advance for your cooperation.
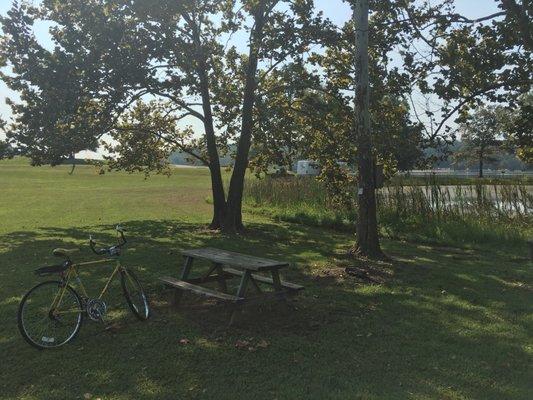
[1,220,532,399]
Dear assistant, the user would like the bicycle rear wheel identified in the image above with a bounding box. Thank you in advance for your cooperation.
[18,281,83,349]
[121,269,150,320]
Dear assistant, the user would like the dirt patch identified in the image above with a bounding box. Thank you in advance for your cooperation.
[344,265,389,284]
[312,252,396,285]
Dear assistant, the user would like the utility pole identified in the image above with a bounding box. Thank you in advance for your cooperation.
[353,0,382,257]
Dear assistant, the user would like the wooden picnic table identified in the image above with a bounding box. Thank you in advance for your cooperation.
[160,247,303,325]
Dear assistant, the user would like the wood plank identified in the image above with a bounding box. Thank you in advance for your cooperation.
[242,290,297,304]
[182,247,289,271]
[223,268,304,291]
[160,276,243,302]
[184,272,234,285]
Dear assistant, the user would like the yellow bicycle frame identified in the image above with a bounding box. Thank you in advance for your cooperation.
[51,258,137,315]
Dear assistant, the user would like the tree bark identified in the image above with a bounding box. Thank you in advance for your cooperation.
[222,1,268,233]
[478,150,484,178]
[198,65,227,229]
[203,99,227,228]
[191,20,227,229]
[353,0,382,257]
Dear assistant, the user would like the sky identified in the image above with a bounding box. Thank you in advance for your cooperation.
[0,0,502,156]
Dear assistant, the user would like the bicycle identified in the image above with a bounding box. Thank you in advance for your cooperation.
[17,226,150,349]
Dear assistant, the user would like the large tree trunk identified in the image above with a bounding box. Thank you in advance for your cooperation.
[198,67,227,229]
[353,0,382,257]
[222,2,268,233]
[192,22,227,229]
[478,150,484,178]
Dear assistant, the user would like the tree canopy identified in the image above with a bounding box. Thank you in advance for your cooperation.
[0,0,531,236]
[0,0,331,231]
[453,106,503,178]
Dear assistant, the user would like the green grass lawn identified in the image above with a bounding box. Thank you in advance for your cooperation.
[1,158,532,400]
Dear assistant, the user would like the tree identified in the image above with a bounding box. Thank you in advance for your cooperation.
[499,0,532,51]
[0,140,12,159]
[0,118,13,159]
[250,64,316,175]
[343,0,531,255]
[309,0,434,257]
[250,0,529,256]
[419,1,532,138]
[2,0,529,238]
[0,0,329,232]
[0,0,232,228]
[351,0,380,256]
[214,1,331,232]
[454,107,502,178]
[220,0,269,232]
[497,92,533,164]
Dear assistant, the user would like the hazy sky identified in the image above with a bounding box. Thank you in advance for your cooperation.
[0,0,501,150]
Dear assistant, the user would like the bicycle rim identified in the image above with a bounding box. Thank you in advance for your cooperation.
[18,281,83,349]
[121,269,150,320]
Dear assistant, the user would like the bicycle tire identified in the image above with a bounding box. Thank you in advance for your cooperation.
[18,280,84,350]
[120,269,150,321]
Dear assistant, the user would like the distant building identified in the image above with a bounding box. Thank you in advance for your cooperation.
[296,160,320,176]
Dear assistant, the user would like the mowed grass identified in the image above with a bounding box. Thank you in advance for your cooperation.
[0,157,215,231]
[1,158,532,400]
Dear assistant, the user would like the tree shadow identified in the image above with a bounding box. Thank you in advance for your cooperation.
[0,219,531,399]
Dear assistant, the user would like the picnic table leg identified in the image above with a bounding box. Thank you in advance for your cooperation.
[173,256,193,307]
[271,268,289,307]
[271,269,284,295]
[249,276,263,293]
[229,270,251,326]
[214,263,228,293]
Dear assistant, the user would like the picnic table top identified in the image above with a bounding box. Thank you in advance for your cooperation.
[182,247,289,271]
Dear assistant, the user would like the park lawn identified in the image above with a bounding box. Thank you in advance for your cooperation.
[0,159,532,400]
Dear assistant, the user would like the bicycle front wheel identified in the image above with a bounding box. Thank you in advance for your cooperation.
[18,281,84,349]
[121,269,150,321]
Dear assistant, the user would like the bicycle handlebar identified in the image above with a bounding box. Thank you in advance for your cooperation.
[89,225,127,256]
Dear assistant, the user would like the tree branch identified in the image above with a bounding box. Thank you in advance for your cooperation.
[153,130,210,166]
[150,90,206,122]
[113,126,210,166]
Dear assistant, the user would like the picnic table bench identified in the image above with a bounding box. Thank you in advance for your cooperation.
[160,247,303,324]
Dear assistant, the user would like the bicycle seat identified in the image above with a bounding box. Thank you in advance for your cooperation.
[52,248,80,258]
[35,262,71,276]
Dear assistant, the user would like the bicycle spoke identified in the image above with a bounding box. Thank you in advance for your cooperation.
[121,270,149,320]
[19,282,82,348]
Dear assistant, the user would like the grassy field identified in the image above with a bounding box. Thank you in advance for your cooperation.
[1,158,532,400]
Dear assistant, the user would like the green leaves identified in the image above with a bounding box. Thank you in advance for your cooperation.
[1,0,529,178]
[496,92,533,164]
[104,100,201,177]
[0,140,13,160]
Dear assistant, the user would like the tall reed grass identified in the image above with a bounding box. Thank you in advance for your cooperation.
[380,183,532,220]
[244,176,533,247]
